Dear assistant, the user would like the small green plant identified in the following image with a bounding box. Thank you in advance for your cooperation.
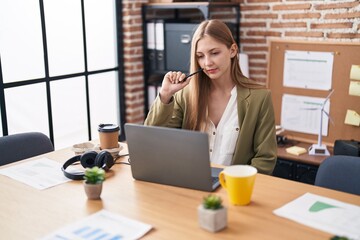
[202,194,223,210]
[84,166,105,184]
[330,236,349,240]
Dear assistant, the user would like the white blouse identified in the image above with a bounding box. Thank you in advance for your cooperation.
[207,87,239,166]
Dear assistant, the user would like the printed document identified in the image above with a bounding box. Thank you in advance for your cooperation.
[0,158,70,190]
[281,94,330,135]
[42,209,152,240]
[283,50,334,90]
[274,193,360,239]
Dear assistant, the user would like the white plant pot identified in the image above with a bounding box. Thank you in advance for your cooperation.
[198,205,227,232]
[83,182,103,200]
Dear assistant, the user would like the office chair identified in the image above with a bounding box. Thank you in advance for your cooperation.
[0,132,54,166]
[314,155,360,195]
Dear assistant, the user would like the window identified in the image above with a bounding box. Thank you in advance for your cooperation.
[0,0,125,149]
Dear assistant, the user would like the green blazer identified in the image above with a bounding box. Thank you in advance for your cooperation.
[144,86,277,175]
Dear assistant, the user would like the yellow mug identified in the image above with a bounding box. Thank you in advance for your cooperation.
[219,165,257,205]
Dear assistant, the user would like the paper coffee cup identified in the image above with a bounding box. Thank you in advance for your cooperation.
[98,124,119,150]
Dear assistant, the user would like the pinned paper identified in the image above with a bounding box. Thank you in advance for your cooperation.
[349,81,360,97]
[344,109,360,126]
[350,65,360,80]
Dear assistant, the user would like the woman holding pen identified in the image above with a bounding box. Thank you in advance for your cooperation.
[144,19,277,175]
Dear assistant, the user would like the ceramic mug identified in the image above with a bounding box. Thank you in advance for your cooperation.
[219,165,257,205]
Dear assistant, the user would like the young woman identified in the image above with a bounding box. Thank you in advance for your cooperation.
[144,19,277,175]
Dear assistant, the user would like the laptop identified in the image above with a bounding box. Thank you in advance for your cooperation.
[124,123,222,192]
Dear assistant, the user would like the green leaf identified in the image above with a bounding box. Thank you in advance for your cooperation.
[202,194,223,210]
[84,166,105,184]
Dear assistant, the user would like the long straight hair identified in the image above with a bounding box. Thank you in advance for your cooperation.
[184,19,264,131]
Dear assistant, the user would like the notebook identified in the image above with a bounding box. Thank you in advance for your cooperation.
[124,123,222,192]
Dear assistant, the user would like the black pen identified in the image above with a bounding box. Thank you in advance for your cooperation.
[182,68,203,82]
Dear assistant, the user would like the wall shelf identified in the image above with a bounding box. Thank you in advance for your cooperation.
[142,2,240,113]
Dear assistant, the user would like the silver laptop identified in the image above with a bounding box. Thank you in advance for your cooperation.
[124,123,221,192]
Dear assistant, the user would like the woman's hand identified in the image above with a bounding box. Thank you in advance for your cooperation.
[159,71,190,104]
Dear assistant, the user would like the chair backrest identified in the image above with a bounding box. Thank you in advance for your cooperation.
[314,155,360,195]
[0,132,54,166]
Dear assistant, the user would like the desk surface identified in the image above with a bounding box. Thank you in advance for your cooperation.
[277,141,332,165]
[1,144,359,239]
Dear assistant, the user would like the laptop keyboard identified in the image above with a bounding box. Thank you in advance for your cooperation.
[212,176,219,184]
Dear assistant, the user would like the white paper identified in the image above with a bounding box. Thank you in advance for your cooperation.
[155,21,164,50]
[274,193,360,239]
[0,158,70,190]
[42,209,152,240]
[281,94,330,135]
[146,22,155,50]
[283,50,334,90]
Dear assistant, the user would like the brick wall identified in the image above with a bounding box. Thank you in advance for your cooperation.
[122,0,146,123]
[240,0,360,82]
[122,0,360,123]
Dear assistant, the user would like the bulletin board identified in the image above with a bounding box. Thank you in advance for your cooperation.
[267,39,360,146]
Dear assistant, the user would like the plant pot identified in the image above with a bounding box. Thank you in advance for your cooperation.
[197,205,227,232]
[83,182,103,200]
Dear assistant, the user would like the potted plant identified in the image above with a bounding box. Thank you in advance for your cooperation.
[198,194,227,232]
[83,166,105,200]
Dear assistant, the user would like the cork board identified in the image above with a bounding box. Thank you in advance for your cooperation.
[267,39,360,146]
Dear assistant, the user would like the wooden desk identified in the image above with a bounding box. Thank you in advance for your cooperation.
[277,141,332,166]
[273,140,334,184]
[1,144,359,239]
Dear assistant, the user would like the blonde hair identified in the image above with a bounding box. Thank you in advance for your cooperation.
[185,19,264,131]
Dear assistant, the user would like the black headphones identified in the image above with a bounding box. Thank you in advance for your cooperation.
[62,150,114,180]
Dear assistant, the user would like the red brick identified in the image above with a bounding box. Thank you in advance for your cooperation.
[247,31,282,37]
[272,3,311,11]
[282,13,321,19]
[315,1,359,10]
[250,69,267,75]
[125,79,143,86]
[124,56,143,62]
[126,102,144,110]
[124,48,143,55]
[285,31,324,37]
[324,12,360,20]
[244,13,278,19]
[327,32,360,39]
[250,62,268,68]
[122,2,142,9]
[248,53,267,60]
[310,22,353,29]
[240,5,270,11]
[271,22,307,28]
[123,26,142,32]
[123,42,142,48]
[241,22,267,28]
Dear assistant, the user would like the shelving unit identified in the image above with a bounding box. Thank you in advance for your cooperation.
[142,2,240,113]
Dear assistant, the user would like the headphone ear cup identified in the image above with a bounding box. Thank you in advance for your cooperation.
[80,151,98,168]
[95,150,114,171]
[62,155,84,180]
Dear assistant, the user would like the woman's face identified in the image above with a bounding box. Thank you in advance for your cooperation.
[196,35,236,81]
